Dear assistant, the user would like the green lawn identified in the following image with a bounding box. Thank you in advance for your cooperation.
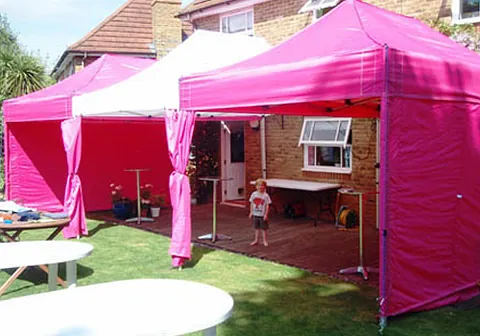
[1,220,479,336]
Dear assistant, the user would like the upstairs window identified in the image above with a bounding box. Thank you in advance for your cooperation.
[299,118,352,173]
[461,0,480,18]
[299,0,342,21]
[221,10,254,35]
[453,0,480,23]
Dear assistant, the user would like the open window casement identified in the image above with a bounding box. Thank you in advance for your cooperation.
[299,0,342,13]
[451,0,461,21]
[299,118,352,147]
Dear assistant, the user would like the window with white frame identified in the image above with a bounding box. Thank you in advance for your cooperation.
[299,0,342,21]
[221,10,254,35]
[299,118,352,173]
[453,0,480,23]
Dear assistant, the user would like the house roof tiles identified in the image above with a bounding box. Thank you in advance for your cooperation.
[68,0,154,54]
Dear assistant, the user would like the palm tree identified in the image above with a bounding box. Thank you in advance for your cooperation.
[0,49,49,101]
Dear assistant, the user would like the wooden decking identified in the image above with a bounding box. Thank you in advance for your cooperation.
[90,204,379,286]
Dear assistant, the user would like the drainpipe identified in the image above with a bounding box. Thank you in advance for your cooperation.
[81,52,87,69]
[260,117,267,179]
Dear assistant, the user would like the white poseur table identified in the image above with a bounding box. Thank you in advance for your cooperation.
[198,177,233,243]
[0,279,234,336]
[337,190,378,281]
[125,168,154,224]
[0,241,93,295]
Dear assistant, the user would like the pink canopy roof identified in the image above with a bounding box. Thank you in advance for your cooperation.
[180,0,480,114]
[3,54,155,122]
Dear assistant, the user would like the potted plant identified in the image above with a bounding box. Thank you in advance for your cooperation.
[150,195,165,218]
[140,184,153,217]
[110,183,133,220]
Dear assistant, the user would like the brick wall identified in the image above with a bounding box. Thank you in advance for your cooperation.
[182,21,195,40]
[194,15,220,31]
[193,0,312,44]
[152,0,183,58]
[83,56,98,68]
[193,0,453,37]
[365,0,451,20]
[72,56,98,74]
[74,57,84,73]
[254,0,312,45]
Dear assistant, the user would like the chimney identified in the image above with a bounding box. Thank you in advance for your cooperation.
[151,0,182,58]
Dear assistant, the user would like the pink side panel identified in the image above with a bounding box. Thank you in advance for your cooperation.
[453,102,480,302]
[165,110,196,268]
[6,121,66,211]
[62,118,88,238]
[384,98,480,316]
[378,92,389,318]
[80,119,172,211]
[388,49,480,104]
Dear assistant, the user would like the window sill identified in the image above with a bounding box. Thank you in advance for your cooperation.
[452,16,480,25]
[302,167,352,174]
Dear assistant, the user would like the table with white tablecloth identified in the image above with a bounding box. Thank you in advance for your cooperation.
[0,279,234,336]
[251,178,341,225]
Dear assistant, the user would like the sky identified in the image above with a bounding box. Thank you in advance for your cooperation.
[0,0,194,71]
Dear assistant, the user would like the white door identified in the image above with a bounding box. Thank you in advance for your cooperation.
[222,122,245,201]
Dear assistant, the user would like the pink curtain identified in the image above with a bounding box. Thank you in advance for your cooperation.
[61,118,88,238]
[165,109,196,267]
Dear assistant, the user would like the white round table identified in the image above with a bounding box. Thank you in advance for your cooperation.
[0,279,234,336]
[0,241,94,295]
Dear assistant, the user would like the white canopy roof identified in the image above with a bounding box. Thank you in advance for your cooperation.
[72,30,270,118]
